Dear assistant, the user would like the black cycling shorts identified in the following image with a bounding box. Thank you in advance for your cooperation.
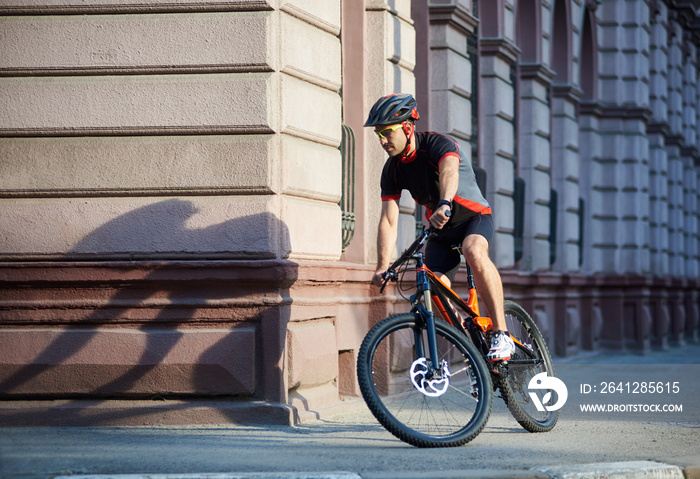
[425,214,494,283]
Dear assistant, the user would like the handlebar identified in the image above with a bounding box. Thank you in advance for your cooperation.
[379,226,435,293]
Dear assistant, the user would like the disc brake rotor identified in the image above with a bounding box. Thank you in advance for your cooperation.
[409,357,450,397]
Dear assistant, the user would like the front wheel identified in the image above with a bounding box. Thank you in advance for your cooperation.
[497,300,559,432]
[357,313,493,447]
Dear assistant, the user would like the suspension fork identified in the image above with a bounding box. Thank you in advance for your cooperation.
[412,253,441,372]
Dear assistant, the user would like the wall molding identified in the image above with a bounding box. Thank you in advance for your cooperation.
[0,0,272,15]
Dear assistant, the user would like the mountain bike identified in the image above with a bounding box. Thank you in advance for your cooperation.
[356,226,558,447]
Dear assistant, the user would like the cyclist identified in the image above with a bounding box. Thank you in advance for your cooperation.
[366,93,515,362]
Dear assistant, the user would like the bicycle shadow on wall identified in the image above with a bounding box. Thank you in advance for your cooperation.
[0,199,296,426]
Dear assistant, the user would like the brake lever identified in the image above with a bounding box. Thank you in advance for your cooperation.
[379,270,398,294]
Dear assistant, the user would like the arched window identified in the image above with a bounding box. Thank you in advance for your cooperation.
[580,8,597,100]
[517,0,539,62]
[551,0,571,82]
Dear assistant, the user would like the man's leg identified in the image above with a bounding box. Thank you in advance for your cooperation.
[462,234,514,361]
[462,234,506,330]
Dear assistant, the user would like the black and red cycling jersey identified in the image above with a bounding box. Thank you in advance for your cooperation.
[380,131,491,225]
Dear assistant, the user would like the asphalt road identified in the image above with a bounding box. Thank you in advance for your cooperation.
[1,343,699,479]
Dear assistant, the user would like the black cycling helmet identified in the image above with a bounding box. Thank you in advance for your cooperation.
[364,93,420,127]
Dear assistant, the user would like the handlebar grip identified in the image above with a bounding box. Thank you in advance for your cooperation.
[379,271,388,293]
[379,270,397,294]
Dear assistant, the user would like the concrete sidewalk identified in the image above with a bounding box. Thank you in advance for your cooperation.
[3,398,698,479]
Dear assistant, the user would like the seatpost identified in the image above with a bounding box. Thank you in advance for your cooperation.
[464,263,481,316]
[466,264,476,290]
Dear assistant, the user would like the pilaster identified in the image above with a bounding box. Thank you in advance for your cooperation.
[550,83,583,273]
[518,63,555,272]
[428,2,479,143]
[364,0,417,257]
[578,101,603,274]
[590,0,651,275]
[479,37,520,267]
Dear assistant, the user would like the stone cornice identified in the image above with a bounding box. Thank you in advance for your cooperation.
[666,133,685,147]
[519,62,556,86]
[680,144,699,158]
[366,1,413,25]
[599,104,652,121]
[648,124,700,160]
[579,101,653,122]
[428,3,479,36]
[0,259,301,325]
[551,83,584,103]
[579,100,604,117]
[647,120,671,136]
[479,37,521,64]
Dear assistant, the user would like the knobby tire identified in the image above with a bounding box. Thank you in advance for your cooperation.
[357,313,493,448]
[497,300,559,432]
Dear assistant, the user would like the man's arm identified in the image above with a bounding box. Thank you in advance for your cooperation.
[430,154,460,229]
[373,198,400,287]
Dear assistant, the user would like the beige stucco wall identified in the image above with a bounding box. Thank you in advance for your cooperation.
[0,1,343,262]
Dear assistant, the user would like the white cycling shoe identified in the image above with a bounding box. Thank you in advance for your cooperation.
[487,330,515,362]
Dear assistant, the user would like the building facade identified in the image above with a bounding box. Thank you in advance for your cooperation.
[1,0,699,425]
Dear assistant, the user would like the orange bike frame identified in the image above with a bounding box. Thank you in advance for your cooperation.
[419,267,494,333]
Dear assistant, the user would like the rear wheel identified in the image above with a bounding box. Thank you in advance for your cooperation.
[497,300,559,432]
[357,313,493,447]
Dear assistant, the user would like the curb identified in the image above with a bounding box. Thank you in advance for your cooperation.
[55,474,363,479]
[53,458,700,479]
[364,460,696,479]
[534,461,683,479]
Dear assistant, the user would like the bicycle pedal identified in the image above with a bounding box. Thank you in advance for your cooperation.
[487,357,509,365]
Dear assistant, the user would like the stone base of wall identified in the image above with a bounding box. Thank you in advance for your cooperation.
[0,396,370,427]
[502,271,700,358]
[0,399,297,427]
[0,259,377,426]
